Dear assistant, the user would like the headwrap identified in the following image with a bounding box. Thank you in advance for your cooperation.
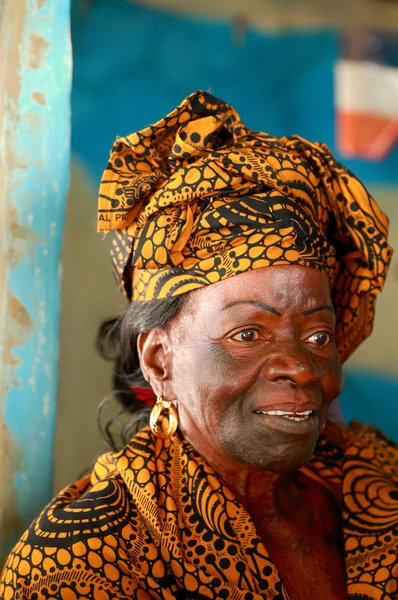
[98,91,392,361]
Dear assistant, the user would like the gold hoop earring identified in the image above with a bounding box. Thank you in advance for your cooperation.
[150,396,178,439]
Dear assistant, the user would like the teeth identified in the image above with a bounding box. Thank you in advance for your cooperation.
[255,409,313,422]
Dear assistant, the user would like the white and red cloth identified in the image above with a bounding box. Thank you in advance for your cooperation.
[335,30,398,160]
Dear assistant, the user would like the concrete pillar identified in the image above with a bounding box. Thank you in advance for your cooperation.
[0,0,71,562]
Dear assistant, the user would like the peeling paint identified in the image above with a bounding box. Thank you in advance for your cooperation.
[25,111,43,128]
[32,91,45,105]
[0,422,23,565]
[0,0,71,564]
[0,1,29,566]
[6,207,42,268]
[0,294,32,566]
[29,34,50,70]
[4,295,34,368]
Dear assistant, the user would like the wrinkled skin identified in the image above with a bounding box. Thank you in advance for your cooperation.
[138,266,347,600]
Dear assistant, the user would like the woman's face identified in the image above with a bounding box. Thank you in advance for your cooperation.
[164,265,344,472]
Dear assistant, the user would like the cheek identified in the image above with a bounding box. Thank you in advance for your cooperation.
[172,344,252,425]
[198,346,259,406]
[322,357,344,401]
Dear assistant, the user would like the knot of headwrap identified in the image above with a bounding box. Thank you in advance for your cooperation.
[98,90,392,361]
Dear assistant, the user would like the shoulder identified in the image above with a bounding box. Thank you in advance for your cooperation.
[305,420,398,491]
[323,419,396,453]
[344,421,398,480]
[322,419,397,479]
[0,444,153,600]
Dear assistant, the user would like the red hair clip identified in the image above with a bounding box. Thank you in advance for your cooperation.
[132,387,156,407]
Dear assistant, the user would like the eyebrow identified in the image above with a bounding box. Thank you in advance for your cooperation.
[302,305,335,315]
[222,300,281,316]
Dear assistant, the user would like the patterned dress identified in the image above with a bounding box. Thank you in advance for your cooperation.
[1,421,397,599]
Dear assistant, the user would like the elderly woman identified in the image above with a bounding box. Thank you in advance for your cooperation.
[1,91,396,600]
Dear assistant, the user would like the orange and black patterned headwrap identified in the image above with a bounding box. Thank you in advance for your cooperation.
[98,90,392,361]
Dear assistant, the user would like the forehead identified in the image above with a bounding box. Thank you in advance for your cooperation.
[184,265,331,314]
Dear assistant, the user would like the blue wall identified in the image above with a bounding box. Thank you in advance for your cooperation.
[341,372,397,443]
[71,0,398,443]
[72,0,398,186]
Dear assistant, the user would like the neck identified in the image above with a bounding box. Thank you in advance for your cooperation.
[179,426,295,519]
[217,458,289,518]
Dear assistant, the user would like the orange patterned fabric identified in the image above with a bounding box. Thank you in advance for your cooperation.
[98,90,392,361]
[1,423,397,599]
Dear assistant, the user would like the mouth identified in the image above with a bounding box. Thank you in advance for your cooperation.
[254,409,313,422]
[252,408,321,436]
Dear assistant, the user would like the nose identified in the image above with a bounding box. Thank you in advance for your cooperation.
[263,343,322,386]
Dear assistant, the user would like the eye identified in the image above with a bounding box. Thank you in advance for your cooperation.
[231,329,259,343]
[306,332,332,347]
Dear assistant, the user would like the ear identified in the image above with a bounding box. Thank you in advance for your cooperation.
[137,329,176,400]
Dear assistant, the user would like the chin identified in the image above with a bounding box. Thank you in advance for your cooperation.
[226,434,320,473]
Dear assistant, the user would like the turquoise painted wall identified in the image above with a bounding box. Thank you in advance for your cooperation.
[0,0,71,561]
[71,0,398,186]
[341,372,398,444]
